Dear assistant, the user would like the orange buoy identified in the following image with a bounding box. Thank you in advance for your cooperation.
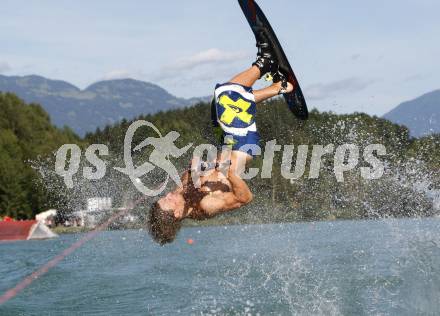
[187,238,194,245]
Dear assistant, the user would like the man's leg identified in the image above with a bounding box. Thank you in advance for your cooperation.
[229,150,253,174]
[228,65,293,103]
[229,26,285,89]
[228,65,261,88]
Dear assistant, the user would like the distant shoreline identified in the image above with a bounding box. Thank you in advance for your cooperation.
[51,215,440,235]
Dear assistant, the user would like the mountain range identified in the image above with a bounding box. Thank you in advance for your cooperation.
[0,74,438,138]
[383,90,440,137]
[0,74,210,136]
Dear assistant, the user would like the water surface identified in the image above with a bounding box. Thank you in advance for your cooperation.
[1,218,440,315]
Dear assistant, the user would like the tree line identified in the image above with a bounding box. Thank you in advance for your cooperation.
[1,92,438,224]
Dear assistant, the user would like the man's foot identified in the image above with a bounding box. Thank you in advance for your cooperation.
[252,56,276,78]
[252,31,278,78]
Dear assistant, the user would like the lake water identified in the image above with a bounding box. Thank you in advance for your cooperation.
[1,218,440,315]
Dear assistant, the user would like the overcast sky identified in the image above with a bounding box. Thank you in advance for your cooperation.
[1,0,439,115]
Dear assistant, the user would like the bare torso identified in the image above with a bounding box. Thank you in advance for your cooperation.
[183,170,232,220]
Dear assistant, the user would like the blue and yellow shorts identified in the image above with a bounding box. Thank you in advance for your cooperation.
[211,82,260,157]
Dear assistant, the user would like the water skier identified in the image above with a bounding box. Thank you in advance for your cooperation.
[148,33,294,244]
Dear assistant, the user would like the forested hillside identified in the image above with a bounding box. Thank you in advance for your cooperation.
[86,99,440,224]
[0,93,81,219]
[1,93,438,223]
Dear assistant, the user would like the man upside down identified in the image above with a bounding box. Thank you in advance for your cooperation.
[148,33,294,245]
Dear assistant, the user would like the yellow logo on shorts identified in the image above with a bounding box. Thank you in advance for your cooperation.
[218,95,253,125]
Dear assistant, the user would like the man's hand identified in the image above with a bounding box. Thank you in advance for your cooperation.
[174,207,184,220]
[274,81,294,94]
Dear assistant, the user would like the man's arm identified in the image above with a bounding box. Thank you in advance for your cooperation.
[253,81,293,103]
[227,167,253,204]
[200,168,253,216]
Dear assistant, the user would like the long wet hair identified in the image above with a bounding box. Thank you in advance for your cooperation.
[148,202,182,245]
